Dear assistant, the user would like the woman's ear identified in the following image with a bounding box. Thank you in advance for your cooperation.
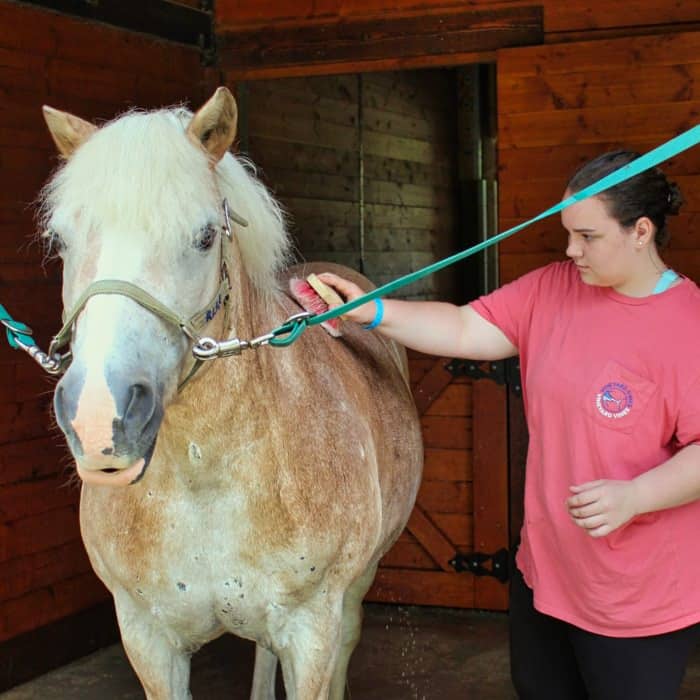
[633,216,654,247]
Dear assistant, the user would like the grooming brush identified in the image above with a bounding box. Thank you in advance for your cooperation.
[288,273,345,337]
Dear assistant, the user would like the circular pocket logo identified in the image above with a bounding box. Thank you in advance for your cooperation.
[596,382,633,419]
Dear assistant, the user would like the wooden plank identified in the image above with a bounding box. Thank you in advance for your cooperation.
[405,506,457,571]
[362,76,453,120]
[0,540,91,601]
[364,153,453,187]
[433,512,473,548]
[499,252,564,284]
[0,571,108,642]
[472,380,509,610]
[263,169,360,203]
[499,63,700,115]
[0,437,65,487]
[14,0,212,50]
[0,4,203,83]
[545,0,700,34]
[423,448,472,482]
[248,137,360,178]
[366,568,474,608]
[219,6,543,69]
[248,89,359,130]
[0,475,78,522]
[0,506,81,564]
[497,30,700,77]
[499,141,700,182]
[364,227,456,254]
[425,384,472,417]
[249,112,359,149]
[0,396,54,445]
[417,480,472,514]
[248,74,359,106]
[379,539,437,569]
[362,106,451,143]
[500,100,700,149]
[412,356,455,415]
[497,213,700,255]
[498,173,700,221]
[421,415,471,450]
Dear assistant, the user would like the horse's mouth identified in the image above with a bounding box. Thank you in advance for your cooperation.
[77,437,157,487]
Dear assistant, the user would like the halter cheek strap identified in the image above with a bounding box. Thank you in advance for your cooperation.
[48,276,231,376]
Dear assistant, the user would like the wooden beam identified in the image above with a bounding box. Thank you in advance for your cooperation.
[13,0,213,54]
[219,5,543,76]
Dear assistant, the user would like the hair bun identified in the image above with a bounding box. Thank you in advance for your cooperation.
[667,181,684,216]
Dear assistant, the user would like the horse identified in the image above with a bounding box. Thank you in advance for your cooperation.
[37,86,423,699]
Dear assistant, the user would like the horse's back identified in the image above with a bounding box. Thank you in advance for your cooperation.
[283,261,410,380]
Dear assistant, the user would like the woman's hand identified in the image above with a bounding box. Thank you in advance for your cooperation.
[566,479,640,537]
[316,272,378,325]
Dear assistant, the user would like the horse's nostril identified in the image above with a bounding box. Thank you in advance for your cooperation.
[121,383,157,438]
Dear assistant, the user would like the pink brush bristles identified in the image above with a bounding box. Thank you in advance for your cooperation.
[289,278,343,337]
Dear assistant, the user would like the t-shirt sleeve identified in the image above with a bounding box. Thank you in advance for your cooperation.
[676,375,700,447]
[468,264,550,349]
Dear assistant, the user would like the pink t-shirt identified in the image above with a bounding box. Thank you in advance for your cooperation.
[471,260,700,636]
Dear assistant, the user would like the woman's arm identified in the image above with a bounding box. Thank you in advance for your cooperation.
[317,272,517,360]
[567,443,700,537]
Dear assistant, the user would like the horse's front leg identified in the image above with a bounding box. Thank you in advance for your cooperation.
[275,596,343,700]
[250,644,278,700]
[113,591,193,700]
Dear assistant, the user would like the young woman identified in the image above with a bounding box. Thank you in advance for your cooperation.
[319,151,700,700]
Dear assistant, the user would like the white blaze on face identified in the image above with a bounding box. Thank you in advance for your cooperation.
[71,297,122,466]
[68,239,144,469]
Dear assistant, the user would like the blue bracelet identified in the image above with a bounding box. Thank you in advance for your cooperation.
[362,298,384,330]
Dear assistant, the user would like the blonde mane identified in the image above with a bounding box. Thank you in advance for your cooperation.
[38,106,292,292]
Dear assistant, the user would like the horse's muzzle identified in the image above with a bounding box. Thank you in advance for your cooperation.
[55,368,163,486]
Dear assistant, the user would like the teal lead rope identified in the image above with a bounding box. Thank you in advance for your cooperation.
[1,305,34,350]
[2,124,700,364]
[267,123,700,346]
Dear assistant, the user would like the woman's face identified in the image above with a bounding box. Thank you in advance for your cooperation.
[561,193,638,288]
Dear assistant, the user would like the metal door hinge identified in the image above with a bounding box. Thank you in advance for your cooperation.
[449,548,509,583]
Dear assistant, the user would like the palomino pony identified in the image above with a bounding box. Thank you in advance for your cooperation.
[38,87,423,699]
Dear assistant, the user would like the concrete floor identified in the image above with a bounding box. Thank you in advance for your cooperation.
[1,604,699,699]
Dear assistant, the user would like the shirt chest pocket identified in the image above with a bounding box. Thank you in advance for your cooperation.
[583,360,658,435]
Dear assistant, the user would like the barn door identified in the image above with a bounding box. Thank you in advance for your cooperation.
[242,69,511,611]
[367,353,510,611]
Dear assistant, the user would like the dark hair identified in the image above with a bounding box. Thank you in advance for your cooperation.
[566,150,683,247]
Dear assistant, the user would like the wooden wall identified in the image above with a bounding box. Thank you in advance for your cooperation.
[497,30,700,284]
[246,70,461,300]
[0,0,213,667]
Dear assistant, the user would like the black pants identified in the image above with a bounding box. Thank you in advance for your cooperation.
[510,565,700,700]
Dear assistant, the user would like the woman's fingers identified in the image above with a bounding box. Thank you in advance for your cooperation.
[316,272,362,301]
[316,272,377,324]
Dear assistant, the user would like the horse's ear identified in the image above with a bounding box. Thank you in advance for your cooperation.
[42,106,97,158]
[187,87,238,163]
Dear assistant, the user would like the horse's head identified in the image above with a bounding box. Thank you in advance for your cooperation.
[39,88,278,487]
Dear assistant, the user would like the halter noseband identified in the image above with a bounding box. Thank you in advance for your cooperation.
[47,199,246,389]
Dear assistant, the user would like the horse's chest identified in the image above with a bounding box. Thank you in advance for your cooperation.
[80,486,325,638]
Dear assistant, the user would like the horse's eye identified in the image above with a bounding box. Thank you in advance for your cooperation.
[196,224,217,251]
[43,228,66,255]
